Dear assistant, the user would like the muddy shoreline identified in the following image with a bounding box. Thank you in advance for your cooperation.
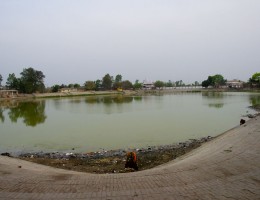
[2,136,213,174]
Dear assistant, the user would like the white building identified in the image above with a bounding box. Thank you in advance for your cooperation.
[59,88,78,93]
[226,79,244,88]
[142,80,154,89]
[0,90,18,98]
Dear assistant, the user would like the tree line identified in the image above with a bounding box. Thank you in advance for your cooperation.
[0,68,259,94]
[52,74,142,92]
[1,68,45,93]
[201,74,226,88]
[201,73,260,88]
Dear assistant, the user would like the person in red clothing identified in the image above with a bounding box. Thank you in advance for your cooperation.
[125,152,138,171]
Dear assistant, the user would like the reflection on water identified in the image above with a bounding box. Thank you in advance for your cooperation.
[208,103,224,108]
[0,108,4,122]
[0,100,19,122]
[1,100,47,127]
[69,98,82,104]
[112,96,133,104]
[0,93,259,153]
[202,92,224,99]
[249,95,260,106]
[84,96,134,104]
[202,92,225,109]
[203,92,260,109]
[0,96,140,126]
[85,97,100,104]
[134,96,142,101]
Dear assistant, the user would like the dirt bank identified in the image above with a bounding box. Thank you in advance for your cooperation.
[14,137,213,174]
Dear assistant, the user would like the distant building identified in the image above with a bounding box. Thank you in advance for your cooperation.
[59,88,78,93]
[0,90,18,98]
[226,79,244,88]
[143,80,154,89]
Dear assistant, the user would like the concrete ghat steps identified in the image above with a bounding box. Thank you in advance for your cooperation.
[0,116,260,200]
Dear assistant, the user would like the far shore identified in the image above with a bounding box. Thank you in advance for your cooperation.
[1,87,259,100]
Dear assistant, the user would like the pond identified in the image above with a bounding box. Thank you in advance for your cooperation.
[0,92,259,154]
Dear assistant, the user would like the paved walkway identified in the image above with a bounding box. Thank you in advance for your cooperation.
[1,117,260,200]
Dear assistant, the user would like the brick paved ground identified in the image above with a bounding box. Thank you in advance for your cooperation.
[0,116,259,199]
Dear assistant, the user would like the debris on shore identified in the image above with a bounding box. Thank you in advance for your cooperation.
[15,136,213,174]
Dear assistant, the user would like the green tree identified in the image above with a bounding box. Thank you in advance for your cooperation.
[252,72,260,81]
[51,85,60,92]
[165,80,173,87]
[85,81,96,90]
[95,79,102,90]
[0,74,2,86]
[68,84,74,88]
[249,72,260,87]
[133,80,142,90]
[113,74,123,89]
[6,73,19,90]
[212,74,226,88]
[19,68,45,93]
[202,74,226,88]
[115,74,122,83]
[102,74,112,90]
[202,80,210,88]
[113,81,122,89]
[207,76,214,86]
[60,84,67,88]
[154,80,164,89]
[175,80,184,87]
[122,80,133,90]
[74,83,80,89]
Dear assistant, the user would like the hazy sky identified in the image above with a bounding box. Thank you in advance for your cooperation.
[0,0,259,86]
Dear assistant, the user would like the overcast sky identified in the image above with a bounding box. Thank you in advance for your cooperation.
[0,0,259,86]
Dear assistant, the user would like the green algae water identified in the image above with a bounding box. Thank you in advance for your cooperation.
[0,92,259,153]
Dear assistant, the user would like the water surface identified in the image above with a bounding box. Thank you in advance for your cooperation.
[0,92,259,153]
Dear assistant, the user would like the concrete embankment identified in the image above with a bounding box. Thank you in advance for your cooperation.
[0,116,259,199]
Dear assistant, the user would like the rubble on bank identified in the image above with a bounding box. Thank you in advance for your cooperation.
[10,136,214,174]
